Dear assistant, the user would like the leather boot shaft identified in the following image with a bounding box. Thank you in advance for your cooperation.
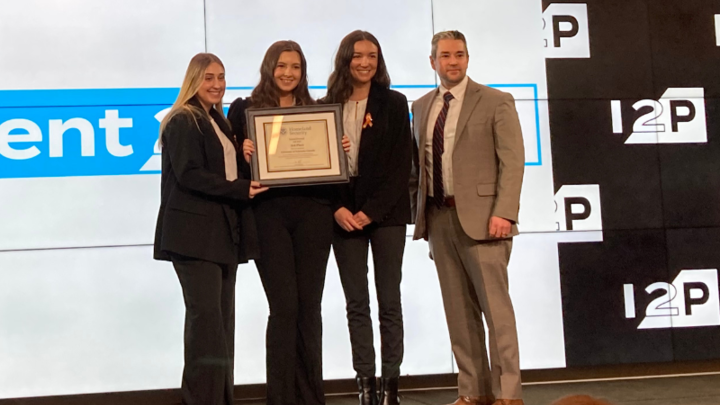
[357,376,378,405]
[379,377,400,405]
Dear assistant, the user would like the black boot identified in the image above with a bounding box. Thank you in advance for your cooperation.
[378,377,400,405]
[357,376,378,405]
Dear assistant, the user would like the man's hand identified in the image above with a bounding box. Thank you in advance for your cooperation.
[488,216,512,238]
[334,207,363,232]
[342,135,351,153]
[353,211,372,228]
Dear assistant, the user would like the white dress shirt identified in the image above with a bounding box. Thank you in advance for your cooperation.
[343,98,368,177]
[210,118,238,181]
[425,75,469,197]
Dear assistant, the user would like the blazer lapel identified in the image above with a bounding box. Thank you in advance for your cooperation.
[188,101,226,177]
[357,85,384,165]
[203,108,237,233]
[419,90,438,192]
[209,108,236,146]
[418,88,437,149]
[454,78,483,144]
[197,120,223,174]
[417,89,437,172]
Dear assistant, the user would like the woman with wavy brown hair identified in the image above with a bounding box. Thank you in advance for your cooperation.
[227,40,333,405]
[322,30,412,405]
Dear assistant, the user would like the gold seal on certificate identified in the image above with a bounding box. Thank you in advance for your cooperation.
[246,104,349,186]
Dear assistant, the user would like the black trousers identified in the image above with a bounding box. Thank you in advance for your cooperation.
[254,196,334,405]
[171,255,237,405]
[332,224,406,378]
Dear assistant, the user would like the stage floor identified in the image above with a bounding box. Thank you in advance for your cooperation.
[239,373,720,405]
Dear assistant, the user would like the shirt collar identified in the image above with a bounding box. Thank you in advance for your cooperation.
[438,75,469,103]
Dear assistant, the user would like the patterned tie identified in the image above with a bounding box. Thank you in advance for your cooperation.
[432,91,454,208]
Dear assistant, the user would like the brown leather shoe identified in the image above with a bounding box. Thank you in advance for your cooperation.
[444,396,494,405]
[491,399,524,405]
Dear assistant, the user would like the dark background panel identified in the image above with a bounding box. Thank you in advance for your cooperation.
[549,98,663,231]
[666,228,720,361]
[648,0,720,99]
[659,98,720,228]
[559,230,672,366]
[549,0,720,368]
[543,0,654,100]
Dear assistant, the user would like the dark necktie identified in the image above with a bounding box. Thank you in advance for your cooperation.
[432,91,454,208]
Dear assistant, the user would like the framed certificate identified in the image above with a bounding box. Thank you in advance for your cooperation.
[245,104,349,187]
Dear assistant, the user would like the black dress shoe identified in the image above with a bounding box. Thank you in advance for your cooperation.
[357,376,378,405]
[378,377,399,405]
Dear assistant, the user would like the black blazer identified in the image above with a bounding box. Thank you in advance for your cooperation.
[227,97,335,203]
[327,84,412,227]
[154,99,259,265]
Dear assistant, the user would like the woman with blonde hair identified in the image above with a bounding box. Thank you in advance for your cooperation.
[154,52,267,405]
[228,40,334,405]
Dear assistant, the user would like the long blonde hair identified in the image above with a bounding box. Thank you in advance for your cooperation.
[159,53,227,145]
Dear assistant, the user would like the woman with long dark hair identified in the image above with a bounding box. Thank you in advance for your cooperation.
[323,31,412,405]
[227,40,333,405]
[154,53,267,405]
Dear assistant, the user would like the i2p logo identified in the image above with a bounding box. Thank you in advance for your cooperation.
[624,269,720,329]
[611,88,707,144]
[542,3,591,59]
[554,184,602,231]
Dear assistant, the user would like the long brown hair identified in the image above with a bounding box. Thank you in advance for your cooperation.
[325,30,391,104]
[250,40,314,108]
[159,53,227,145]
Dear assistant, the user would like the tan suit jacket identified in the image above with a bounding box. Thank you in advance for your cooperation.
[410,78,525,241]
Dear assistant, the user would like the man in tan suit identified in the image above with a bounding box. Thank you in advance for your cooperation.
[410,31,525,405]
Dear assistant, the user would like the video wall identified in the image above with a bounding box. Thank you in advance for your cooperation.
[0,0,718,399]
[545,0,720,367]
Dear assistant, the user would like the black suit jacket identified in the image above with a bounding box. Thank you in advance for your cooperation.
[154,99,259,265]
[326,84,412,227]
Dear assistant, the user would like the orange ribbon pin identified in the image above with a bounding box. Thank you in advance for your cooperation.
[362,112,373,129]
